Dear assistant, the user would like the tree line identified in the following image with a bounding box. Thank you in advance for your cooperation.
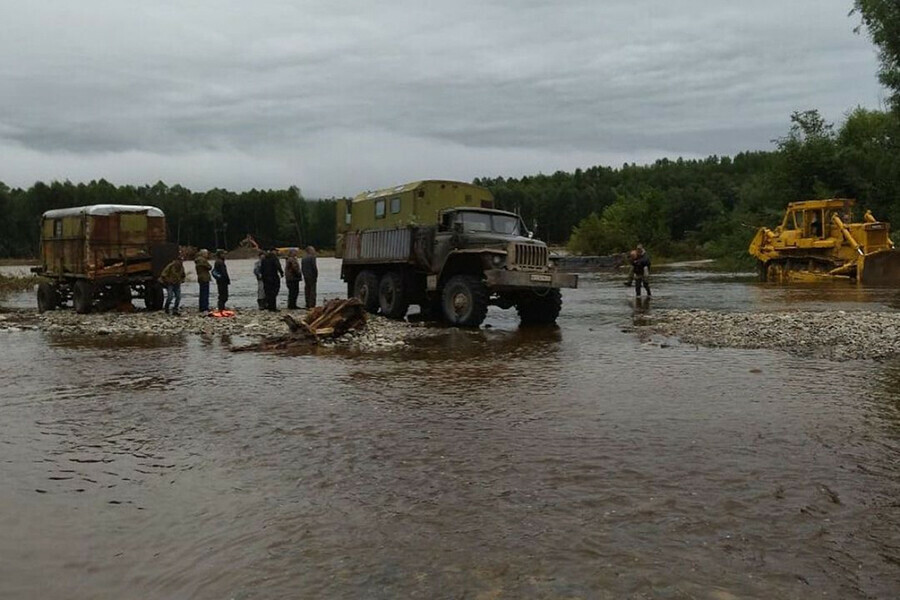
[475,107,900,263]
[0,180,338,258]
[2,106,896,264]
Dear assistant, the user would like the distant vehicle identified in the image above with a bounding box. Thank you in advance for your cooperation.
[749,198,900,284]
[31,204,178,313]
[336,180,578,327]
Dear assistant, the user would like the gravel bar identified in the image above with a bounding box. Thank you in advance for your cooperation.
[0,309,436,352]
[646,309,900,361]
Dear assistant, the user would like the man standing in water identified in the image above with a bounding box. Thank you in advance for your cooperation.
[160,254,186,316]
[631,244,651,298]
[194,249,212,312]
[301,246,318,309]
[284,248,302,310]
[212,250,231,311]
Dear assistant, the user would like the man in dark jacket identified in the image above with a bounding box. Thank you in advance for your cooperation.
[631,244,651,297]
[301,246,319,309]
[212,250,231,310]
[260,249,284,311]
[194,249,212,312]
[284,248,302,310]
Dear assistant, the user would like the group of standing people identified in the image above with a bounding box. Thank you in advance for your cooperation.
[158,247,317,315]
[254,247,318,311]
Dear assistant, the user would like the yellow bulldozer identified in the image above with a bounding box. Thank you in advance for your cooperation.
[749,198,900,285]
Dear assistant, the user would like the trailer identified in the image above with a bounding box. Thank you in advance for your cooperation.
[31,204,178,313]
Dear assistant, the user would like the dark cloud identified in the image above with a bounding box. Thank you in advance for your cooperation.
[0,0,884,196]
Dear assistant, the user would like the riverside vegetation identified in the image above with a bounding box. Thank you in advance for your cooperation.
[0,273,37,294]
[3,105,896,268]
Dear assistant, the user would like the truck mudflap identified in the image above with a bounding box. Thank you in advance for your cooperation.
[484,269,578,290]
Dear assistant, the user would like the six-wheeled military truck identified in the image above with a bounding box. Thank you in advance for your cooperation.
[31,204,178,313]
[336,180,578,327]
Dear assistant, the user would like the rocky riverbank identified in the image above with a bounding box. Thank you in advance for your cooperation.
[0,308,435,352]
[646,309,900,361]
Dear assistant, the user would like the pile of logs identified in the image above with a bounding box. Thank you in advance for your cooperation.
[233,297,368,352]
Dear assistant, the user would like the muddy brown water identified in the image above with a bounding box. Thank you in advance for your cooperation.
[2,259,900,599]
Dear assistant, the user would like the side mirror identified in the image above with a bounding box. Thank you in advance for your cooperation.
[453,222,463,234]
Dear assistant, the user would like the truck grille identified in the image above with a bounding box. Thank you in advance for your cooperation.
[511,243,548,270]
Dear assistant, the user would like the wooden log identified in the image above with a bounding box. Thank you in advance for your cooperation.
[234,298,368,352]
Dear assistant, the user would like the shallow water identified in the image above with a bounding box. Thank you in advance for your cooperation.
[2,260,900,599]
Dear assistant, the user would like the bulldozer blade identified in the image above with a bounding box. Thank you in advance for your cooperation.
[859,249,900,285]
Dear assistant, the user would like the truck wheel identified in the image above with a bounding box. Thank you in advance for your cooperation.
[379,271,409,319]
[419,295,444,322]
[516,288,562,325]
[441,274,488,327]
[354,270,380,313]
[73,280,94,314]
[144,281,164,311]
[37,281,59,313]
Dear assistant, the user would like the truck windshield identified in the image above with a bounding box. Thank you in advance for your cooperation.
[457,212,521,235]
[492,214,520,235]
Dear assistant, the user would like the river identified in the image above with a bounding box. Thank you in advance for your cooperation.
[1,259,899,599]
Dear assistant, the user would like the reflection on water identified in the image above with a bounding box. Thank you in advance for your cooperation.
[2,266,900,599]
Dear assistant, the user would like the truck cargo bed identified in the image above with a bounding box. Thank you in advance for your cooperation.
[343,228,413,263]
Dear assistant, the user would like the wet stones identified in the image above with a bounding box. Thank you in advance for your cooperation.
[8,308,435,352]
[647,309,900,361]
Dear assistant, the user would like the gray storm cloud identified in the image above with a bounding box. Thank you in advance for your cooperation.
[0,0,884,196]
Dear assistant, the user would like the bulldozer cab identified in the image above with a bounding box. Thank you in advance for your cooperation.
[779,200,853,245]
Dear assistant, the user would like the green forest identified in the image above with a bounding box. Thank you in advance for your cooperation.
[0,181,338,257]
[480,106,900,264]
[1,1,897,265]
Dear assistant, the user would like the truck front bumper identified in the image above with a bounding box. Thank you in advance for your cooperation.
[484,269,578,290]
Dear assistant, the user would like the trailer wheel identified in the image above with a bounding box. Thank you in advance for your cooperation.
[354,270,380,313]
[516,288,562,325]
[73,280,94,314]
[37,281,59,313]
[378,271,409,319]
[144,281,164,311]
[441,274,488,327]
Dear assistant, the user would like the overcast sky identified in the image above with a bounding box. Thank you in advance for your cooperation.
[0,0,885,197]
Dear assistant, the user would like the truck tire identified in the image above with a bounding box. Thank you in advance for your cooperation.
[441,274,488,327]
[419,295,444,322]
[144,281,164,311]
[73,280,94,314]
[516,288,562,325]
[354,270,380,313]
[379,271,409,319]
[37,281,59,313]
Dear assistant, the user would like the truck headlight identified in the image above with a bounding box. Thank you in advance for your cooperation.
[491,254,505,267]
